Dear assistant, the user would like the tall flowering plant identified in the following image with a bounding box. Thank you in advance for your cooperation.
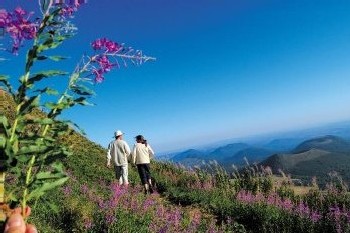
[0,0,154,222]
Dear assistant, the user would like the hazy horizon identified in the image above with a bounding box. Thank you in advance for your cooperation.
[156,118,350,154]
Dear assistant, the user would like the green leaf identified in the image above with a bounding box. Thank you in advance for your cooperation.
[25,46,38,72]
[28,70,67,85]
[74,97,93,106]
[27,177,69,201]
[19,95,40,114]
[51,161,64,172]
[0,115,9,130]
[0,136,6,149]
[48,56,67,61]
[0,75,13,93]
[71,84,95,96]
[17,145,48,156]
[7,192,18,202]
[32,118,55,125]
[47,202,60,214]
[37,55,48,60]
[16,154,31,163]
[10,137,19,154]
[36,171,65,180]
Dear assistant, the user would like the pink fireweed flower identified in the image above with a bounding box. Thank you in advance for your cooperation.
[86,38,154,83]
[167,208,181,227]
[83,217,93,230]
[281,198,293,211]
[62,185,72,196]
[54,0,82,17]
[105,213,117,225]
[310,210,322,223]
[91,38,105,50]
[80,183,89,194]
[105,40,121,53]
[96,55,113,72]
[142,197,155,212]
[295,201,310,217]
[2,7,37,54]
[92,69,105,83]
[60,7,75,17]
[91,38,121,53]
[329,206,342,220]
[0,9,9,28]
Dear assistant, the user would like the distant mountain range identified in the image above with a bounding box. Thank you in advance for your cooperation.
[162,132,350,185]
[169,142,283,168]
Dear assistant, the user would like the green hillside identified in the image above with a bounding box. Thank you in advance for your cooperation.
[293,135,350,153]
[3,92,350,232]
[1,91,243,232]
[260,136,350,186]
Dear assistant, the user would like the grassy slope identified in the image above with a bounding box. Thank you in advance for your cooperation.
[2,93,236,232]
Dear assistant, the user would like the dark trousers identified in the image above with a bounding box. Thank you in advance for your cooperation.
[137,164,151,185]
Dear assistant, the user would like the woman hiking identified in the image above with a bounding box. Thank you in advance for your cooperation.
[131,135,155,194]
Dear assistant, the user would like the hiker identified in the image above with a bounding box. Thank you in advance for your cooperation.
[107,130,131,186]
[132,135,155,194]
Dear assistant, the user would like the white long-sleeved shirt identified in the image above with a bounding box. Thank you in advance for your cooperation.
[107,139,131,166]
[132,143,154,164]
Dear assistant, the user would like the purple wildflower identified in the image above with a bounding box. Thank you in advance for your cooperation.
[80,183,89,194]
[92,69,104,83]
[281,198,293,211]
[98,199,107,209]
[96,55,113,72]
[310,210,322,223]
[143,197,155,212]
[105,213,117,225]
[167,208,181,227]
[0,9,9,28]
[62,185,72,196]
[83,217,93,230]
[2,7,37,54]
[91,38,121,53]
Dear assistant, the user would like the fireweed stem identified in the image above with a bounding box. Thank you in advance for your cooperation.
[22,155,36,218]
[20,5,54,218]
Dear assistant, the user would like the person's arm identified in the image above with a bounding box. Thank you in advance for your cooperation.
[147,144,155,159]
[107,142,112,167]
[131,144,137,164]
[107,149,111,167]
[123,141,131,162]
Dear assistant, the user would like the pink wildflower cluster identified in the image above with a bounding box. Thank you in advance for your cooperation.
[92,38,122,53]
[236,190,322,223]
[90,38,122,83]
[328,206,350,233]
[54,0,86,17]
[0,7,37,54]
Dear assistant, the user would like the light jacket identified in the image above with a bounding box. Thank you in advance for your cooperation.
[107,139,131,166]
[132,143,154,164]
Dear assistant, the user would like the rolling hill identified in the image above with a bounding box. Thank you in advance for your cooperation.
[292,135,350,153]
[260,135,350,185]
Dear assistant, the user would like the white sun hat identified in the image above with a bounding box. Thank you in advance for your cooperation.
[114,130,124,137]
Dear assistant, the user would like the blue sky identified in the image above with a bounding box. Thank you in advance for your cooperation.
[2,0,350,153]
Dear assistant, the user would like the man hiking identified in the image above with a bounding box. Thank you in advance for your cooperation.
[107,130,131,186]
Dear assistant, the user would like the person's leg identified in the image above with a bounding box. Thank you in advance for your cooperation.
[143,164,153,193]
[115,166,123,185]
[121,164,129,186]
[137,164,149,193]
